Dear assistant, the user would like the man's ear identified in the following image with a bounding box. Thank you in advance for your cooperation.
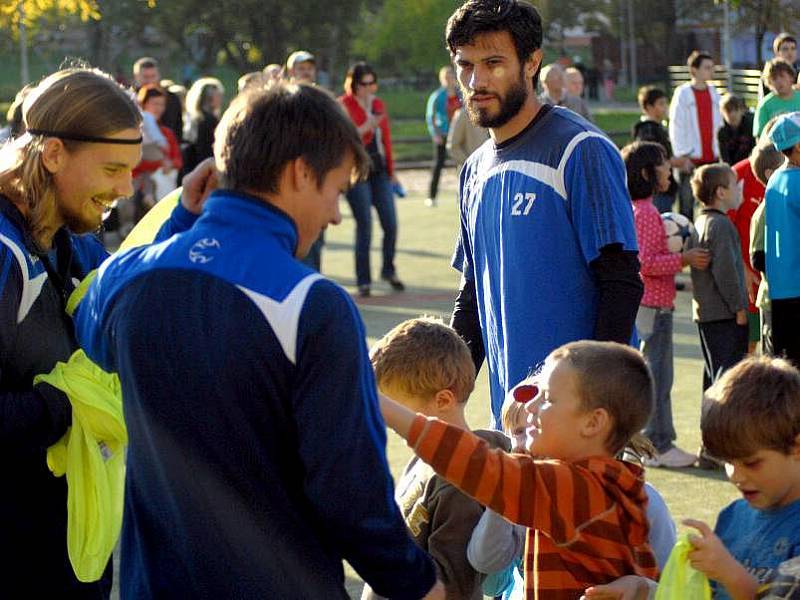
[790,433,800,459]
[526,48,544,83]
[290,157,314,193]
[641,167,651,182]
[581,407,611,440]
[41,138,68,175]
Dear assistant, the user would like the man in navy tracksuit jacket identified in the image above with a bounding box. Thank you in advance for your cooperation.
[74,84,441,599]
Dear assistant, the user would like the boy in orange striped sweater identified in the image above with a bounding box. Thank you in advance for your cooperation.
[380,340,659,599]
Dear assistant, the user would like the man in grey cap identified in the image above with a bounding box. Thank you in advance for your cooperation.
[287,50,317,85]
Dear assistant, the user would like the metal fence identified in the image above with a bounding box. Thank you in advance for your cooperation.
[667,65,762,104]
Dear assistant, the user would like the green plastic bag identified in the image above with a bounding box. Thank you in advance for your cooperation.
[37,188,182,581]
[655,533,712,600]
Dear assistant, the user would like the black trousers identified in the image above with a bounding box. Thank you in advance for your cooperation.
[698,319,748,391]
[772,297,800,367]
[428,141,448,200]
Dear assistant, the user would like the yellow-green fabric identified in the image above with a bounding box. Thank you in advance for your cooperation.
[35,351,125,582]
[655,533,712,600]
[40,188,182,581]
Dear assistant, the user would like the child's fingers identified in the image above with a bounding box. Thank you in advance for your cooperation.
[687,534,704,549]
[582,587,621,600]
[682,518,712,536]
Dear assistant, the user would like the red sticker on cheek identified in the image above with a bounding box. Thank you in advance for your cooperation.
[513,384,538,403]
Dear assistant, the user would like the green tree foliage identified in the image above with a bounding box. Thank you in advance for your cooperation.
[351,0,460,77]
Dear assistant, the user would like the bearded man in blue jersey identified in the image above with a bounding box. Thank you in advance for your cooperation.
[447,0,644,426]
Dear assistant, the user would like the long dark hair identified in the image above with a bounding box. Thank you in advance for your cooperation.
[621,141,667,200]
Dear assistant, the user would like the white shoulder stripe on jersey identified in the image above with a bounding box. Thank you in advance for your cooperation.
[236,273,323,365]
[557,130,619,176]
[475,131,619,201]
[0,232,48,324]
[481,160,563,198]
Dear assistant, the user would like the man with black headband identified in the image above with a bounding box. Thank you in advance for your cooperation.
[0,68,203,598]
[446,0,643,426]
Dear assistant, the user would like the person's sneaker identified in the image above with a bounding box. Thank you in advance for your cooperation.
[644,446,697,468]
[357,285,371,298]
[425,197,437,207]
[382,274,405,291]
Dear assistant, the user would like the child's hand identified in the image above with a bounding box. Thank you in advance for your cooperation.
[684,519,759,600]
[682,247,711,269]
[582,575,654,600]
[684,519,736,580]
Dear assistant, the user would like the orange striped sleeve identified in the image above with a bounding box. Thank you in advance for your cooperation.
[407,417,610,538]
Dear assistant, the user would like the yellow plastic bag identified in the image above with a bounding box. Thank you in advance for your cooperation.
[36,351,125,582]
[655,533,712,600]
[39,187,183,581]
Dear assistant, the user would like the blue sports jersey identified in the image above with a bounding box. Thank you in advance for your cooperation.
[714,498,800,600]
[452,106,638,424]
[765,165,800,300]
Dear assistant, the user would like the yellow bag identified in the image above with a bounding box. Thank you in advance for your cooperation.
[39,188,183,581]
[36,351,125,582]
[655,533,712,600]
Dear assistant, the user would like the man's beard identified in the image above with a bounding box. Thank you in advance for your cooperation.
[465,69,528,129]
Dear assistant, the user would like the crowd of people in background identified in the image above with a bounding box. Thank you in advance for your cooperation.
[3,0,800,599]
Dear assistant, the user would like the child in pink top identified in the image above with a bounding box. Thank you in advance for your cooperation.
[621,142,711,468]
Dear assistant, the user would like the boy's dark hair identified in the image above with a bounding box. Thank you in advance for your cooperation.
[214,83,369,194]
[763,58,797,86]
[774,33,797,55]
[621,141,668,200]
[687,50,714,70]
[446,0,543,82]
[548,341,654,455]
[702,356,800,461]
[690,163,733,205]
[750,141,785,186]
[370,317,476,403]
[720,93,747,114]
[637,85,666,111]
[343,62,378,96]
[133,57,158,75]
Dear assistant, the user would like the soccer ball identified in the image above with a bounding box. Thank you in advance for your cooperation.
[661,212,697,254]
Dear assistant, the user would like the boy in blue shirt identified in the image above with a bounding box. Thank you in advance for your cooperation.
[764,112,800,366]
[684,356,800,600]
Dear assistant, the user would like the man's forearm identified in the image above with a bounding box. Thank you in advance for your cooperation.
[450,277,485,373]
[590,246,643,343]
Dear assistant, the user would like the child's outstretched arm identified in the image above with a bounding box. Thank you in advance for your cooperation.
[379,394,611,536]
[684,519,758,600]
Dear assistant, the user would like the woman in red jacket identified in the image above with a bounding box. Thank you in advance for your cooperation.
[340,63,404,297]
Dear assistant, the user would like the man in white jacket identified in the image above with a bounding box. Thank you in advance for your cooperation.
[669,50,723,219]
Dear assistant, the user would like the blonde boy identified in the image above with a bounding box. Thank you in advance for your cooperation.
[364,318,508,600]
[685,357,800,600]
[380,340,659,599]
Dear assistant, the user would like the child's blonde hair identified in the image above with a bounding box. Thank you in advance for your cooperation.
[703,356,800,461]
[500,387,530,435]
[370,317,476,402]
[749,142,785,186]
[548,341,654,455]
[690,163,734,206]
